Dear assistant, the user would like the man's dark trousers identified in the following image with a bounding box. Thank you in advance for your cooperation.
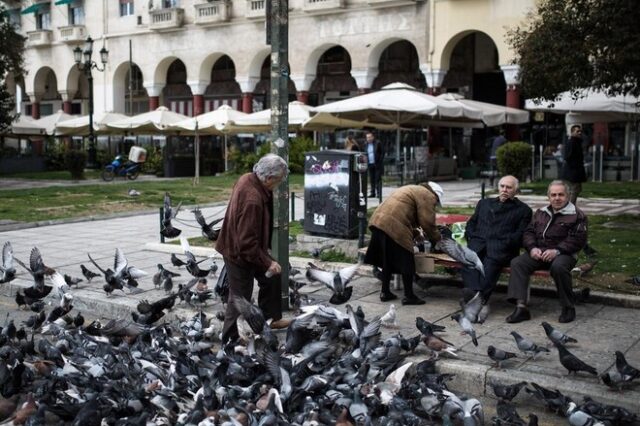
[460,249,506,301]
[507,253,577,308]
[221,258,282,343]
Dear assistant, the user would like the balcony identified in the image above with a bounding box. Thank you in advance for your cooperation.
[303,0,345,12]
[27,30,52,47]
[367,0,419,4]
[149,7,184,31]
[58,25,86,43]
[194,1,230,25]
[245,0,265,19]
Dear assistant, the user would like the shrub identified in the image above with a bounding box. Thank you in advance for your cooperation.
[496,141,532,181]
[289,136,316,174]
[64,150,87,180]
[142,147,164,176]
[45,140,66,171]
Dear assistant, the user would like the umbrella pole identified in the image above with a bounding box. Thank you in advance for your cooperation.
[194,125,200,186]
[396,112,402,179]
[224,133,228,173]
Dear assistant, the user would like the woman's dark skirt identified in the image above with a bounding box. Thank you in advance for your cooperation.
[364,227,415,276]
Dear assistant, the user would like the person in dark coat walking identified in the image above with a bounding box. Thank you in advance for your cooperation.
[461,175,532,307]
[216,154,290,343]
[365,131,384,197]
[505,180,587,324]
[560,125,587,204]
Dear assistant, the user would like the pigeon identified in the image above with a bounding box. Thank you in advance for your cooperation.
[306,261,360,305]
[565,401,605,426]
[625,275,640,286]
[80,264,100,282]
[128,188,141,197]
[436,237,484,276]
[416,316,446,335]
[493,400,530,426]
[541,321,577,345]
[600,369,634,390]
[460,291,485,324]
[554,341,598,376]
[63,274,83,287]
[487,345,517,368]
[88,248,147,295]
[0,241,16,284]
[451,312,478,346]
[153,264,180,288]
[524,382,570,414]
[170,253,187,268]
[180,237,210,278]
[490,381,528,402]
[161,192,182,239]
[192,207,223,241]
[380,304,397,328]
[310,244,335,259]
[14,246,55,292]
[614,351,640,381]
[510,331,550,357]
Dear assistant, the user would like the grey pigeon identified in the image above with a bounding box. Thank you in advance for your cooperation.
[310,244,335,259]
[451,312,478,346]
[510,331,550,357]
[161,192,182,238]
[0,241,16,284]
[192,207,222,241]
[487,345,517,368]
[170,253,186,268]
[541,321,577,345]
[554,341,598,376]
[14,246,55,292]
[615,350,640,381]
[80,264,100,282]
[436,237,484,276]
[306,261,360,305]
[180,237,210,278]
[490,381,527,401]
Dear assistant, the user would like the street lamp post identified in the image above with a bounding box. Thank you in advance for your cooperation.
[74,36,108,168]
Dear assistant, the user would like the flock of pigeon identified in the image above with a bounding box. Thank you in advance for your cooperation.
[1,192,640,425]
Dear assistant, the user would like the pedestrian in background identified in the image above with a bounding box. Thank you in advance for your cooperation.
[365,131,384,198]
[345,133,360,151]
[364,182,444,305]
[489,128,507,186]
[216,154,291,343]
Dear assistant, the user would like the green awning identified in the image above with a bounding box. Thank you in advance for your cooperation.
[21,3,43,14]
[55,0,74,5]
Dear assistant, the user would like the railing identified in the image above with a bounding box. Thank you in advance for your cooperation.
[27,30,52,47]
[58,25,86,43]
[149,7,184,30]
[303,0,345,11]
[245,0,265,19]
[194,1,230,25]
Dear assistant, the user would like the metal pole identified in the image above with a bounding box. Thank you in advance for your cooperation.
[599,144,604,182]
[269,0,290,311]
[290,192,295,222]
[128,39,133,116]
[87,68,97,168]
[159,207,165,243]
[530,145,535,181]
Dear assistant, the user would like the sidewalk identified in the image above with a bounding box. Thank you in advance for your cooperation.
[2,193,639,414]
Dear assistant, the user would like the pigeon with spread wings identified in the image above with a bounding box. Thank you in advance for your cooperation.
[436,237,484,277]
[192,207,223,241]
[161,192,182,239]
[306,262,360,305]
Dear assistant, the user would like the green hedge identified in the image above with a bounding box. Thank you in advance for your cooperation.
[496,141,532,181]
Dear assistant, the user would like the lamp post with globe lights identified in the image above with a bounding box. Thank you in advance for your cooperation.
[73,36,108,168]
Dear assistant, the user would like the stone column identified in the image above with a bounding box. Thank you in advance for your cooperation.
[421,65,447,95]
[351,68,377,94]
[188,81,208,116]
[501,65,521,140]
[291,74,314,105]
[296,91,309,104]
[237,76,259,113]
[144,83,164,111]
[28,93,42,154]
[59,90,76,114]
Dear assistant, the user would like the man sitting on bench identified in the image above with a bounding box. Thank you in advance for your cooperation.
[506,180,588,324]
[462,175,532,315]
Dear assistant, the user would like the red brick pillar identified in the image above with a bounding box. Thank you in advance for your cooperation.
[241,93,253,113]
[62,101,72,114]
[593,122,609,152]
[31,102,40,119]
[149,96,160,111]
[296,91,309,104]
[193,94,204,116]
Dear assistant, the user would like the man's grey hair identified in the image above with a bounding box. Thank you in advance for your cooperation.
[253,154,288,182]
[548,179,571,197]
[499,175,520,191]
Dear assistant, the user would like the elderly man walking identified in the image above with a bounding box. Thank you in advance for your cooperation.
[506,180,587,324]
[216,154,291,343]
[461,175,532,308]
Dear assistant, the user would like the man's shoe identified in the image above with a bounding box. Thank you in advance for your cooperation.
[559,306,576,323]
[380,291,397,302]
[368,193,376,198]
[506,306,531,323]
[270,318,292,330]
[402,296,425,306]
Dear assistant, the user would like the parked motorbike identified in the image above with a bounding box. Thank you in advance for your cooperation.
[101,155,142,181]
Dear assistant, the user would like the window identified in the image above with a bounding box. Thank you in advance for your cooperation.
[70,4,85,25]
[163,0,178,8]
[8,9,21,30]
[36,8,51,30]
[120,0,134,16]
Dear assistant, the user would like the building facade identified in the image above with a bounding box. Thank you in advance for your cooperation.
[4,0,534,121]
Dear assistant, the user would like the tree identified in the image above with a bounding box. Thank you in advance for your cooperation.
[508,0,640,100]
[0,4,26,132]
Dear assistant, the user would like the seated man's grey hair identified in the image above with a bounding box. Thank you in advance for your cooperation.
[253,153,289,182]
[548,179,572,197]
